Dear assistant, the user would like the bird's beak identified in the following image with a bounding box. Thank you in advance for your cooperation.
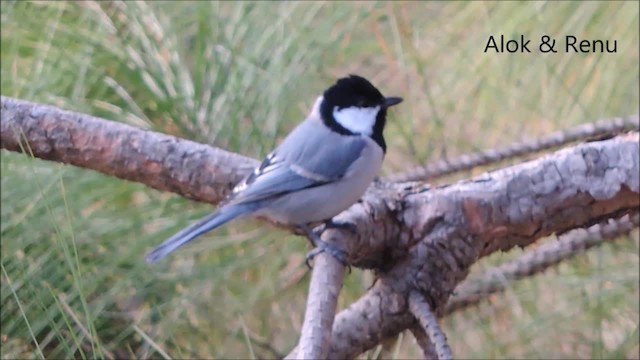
[383,96,403,108]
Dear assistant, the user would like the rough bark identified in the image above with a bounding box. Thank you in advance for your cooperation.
[390,116,639,182]
[298,253,345,359]
[410,325,438,360]
[1,95,258,205]
[2,96,638,359]
[444,212,640,315]
[290,133,639,358]
[409,291,453,360]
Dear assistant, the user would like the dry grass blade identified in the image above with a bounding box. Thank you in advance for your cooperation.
[57,294,116,360]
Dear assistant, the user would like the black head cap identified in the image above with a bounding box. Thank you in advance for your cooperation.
[319,75,402,152]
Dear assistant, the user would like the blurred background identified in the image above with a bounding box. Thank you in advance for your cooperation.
[1,1,638,359]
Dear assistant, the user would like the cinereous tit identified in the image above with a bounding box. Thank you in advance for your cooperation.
[146,75,402,265]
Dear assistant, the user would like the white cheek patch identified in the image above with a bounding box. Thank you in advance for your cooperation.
[333,105,380,135]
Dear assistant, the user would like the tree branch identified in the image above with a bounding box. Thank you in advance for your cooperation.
[444,211,640,316]
[296,253,345,359]
[316,134,639,358]
[410,325,438,360]
[1,95,258,205]
[389,116,639,182]
[409,291,453,360]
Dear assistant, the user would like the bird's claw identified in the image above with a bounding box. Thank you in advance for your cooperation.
[322,219,358,235]
[300,224,351,273]
[304,239,351,272]
[304,247,323,269]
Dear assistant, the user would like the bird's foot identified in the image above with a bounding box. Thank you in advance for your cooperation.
[304,241,350,271]
[298,224,351,272]
[321,219,358,235]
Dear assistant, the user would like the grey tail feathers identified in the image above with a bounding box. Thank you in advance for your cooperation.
[145,205,250,263]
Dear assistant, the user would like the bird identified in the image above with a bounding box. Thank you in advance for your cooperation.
[145,74,402,265]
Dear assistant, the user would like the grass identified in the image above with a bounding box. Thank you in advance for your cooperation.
[1,1,638,359]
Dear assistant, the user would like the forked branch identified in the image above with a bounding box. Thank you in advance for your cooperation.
[2,95,638,359]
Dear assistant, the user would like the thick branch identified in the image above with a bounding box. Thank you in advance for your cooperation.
[389,116,639,182]
[444,211,640,315]
[315,134,639,358]
[1,95,258,205]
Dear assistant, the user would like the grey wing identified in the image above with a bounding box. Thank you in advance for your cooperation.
[226,117,367,205]
[276,117,367,179]
[226,153,323,205]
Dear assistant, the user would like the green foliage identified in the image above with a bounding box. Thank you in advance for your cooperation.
[1,1,638,358]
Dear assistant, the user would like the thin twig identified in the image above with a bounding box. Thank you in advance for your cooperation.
[444,211,640,316]
[389,116,639,182]
[408,292,453,360]
[410,325,438,360]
